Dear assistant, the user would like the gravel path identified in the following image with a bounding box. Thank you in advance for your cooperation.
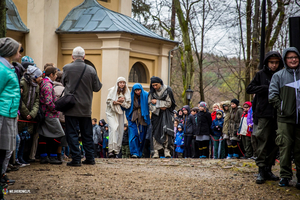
[4,158,300,199]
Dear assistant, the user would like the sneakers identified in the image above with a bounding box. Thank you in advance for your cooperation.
[131,155,138,158]
[18,158,30,166]
[49,157,62,165]
[1,174,15,185]
[199,155,207,159]
[226,154,233,159]
[279,178,290,187]
[7,164,19,172]
[15,159,22,166]
[67,161,82,167]
[40,156,50,164]
[233,154,239,159]
[82,160,95,165]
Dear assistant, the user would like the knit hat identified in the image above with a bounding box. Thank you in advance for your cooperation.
[231,99,239,106]
[177,123,183,129]
[104,124,108,128]
[21,56,34,64]
[0,37,19,58]
[27,65,43,79]
[216,110,223,115]
[199,102,207,109]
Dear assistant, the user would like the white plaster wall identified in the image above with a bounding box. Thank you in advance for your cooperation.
[26,0,59,69]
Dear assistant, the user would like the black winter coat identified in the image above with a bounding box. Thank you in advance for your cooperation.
[246,51,284,118]
[195,111,212,136]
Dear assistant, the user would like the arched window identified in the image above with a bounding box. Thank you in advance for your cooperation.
[129,62,148,83]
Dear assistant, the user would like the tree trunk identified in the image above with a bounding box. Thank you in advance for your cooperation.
[244,0,252,102]
[252,0,260,74]
[170,0,176,40]
[174,0,194,105]
[0,0,6,37]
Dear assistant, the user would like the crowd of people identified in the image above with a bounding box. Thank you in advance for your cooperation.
[0,36,300,199]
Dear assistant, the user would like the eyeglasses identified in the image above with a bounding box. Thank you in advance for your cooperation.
[286,56,299,60]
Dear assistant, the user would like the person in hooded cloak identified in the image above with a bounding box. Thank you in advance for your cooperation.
[125,83,150,158]
[106,77,131,158]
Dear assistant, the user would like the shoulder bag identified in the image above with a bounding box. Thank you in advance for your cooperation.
[55,64,87,112]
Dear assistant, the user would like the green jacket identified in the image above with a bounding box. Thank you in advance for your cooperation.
[0,61,20,118]
[269,47,300,124]
[18,77,40,133]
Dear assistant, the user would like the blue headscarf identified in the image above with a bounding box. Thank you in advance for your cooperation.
[125,83,150,125]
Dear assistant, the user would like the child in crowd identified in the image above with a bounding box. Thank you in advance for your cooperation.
[182,106,193,158]
[122,124,130,158]
[102,124,109,158]
[174,124,184,158]
[92,118,102,158]
[17,65,43,165]
[211,103,220,121]
[247,104,256,160]
[195,102,212,158]
[238,102,253,159]
[228,99,243,159]
[211,110,225,159]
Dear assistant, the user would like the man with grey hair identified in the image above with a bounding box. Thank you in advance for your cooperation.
[62,46,102,167]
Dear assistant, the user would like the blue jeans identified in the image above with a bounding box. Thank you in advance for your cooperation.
[15,134,20,159]
[61,146,70,157]
[65,116,94,162]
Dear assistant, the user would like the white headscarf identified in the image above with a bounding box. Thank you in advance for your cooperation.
[106,77,131,114]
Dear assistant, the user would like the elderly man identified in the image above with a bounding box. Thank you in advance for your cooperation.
[148,76,176,158]
[62,46,102,167]
[269,47,300,188]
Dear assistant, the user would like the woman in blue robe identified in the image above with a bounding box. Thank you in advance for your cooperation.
[126,83,150,158]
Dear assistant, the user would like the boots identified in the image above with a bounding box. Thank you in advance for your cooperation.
[49,156,62,165]
[265,166,279,181]
[256,167,266,184]
[40,156,50,164]
[164,148,171,158]
[57,154,63,162]
[153,150,159,159]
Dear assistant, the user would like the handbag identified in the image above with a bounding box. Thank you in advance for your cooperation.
[55,64,87,112]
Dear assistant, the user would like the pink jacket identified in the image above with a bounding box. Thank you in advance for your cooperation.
[40,78,59,118]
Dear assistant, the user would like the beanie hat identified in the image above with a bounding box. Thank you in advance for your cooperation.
[21,56,34,64]
[177,123,183,129]
[199,102,207,109]
[243,101,252,107]
[0,37,19,58]
[104,124,108,128]
[27,65,43,79]
[231,99,239,106]
[216,110,223,115]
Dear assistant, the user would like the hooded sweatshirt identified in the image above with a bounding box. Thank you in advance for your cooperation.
[269,47,300,124]
[246,51,284,118]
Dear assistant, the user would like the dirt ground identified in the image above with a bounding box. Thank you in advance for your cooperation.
[3,158,300,199]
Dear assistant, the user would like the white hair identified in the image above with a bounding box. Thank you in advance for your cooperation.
[72,46,85,59]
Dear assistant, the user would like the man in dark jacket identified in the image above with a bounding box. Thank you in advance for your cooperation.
[62,46,102,166]
[269,47,300,188]
[247,51,283,184]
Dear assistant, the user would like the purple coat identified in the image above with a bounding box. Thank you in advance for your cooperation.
[247,107,253,132]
